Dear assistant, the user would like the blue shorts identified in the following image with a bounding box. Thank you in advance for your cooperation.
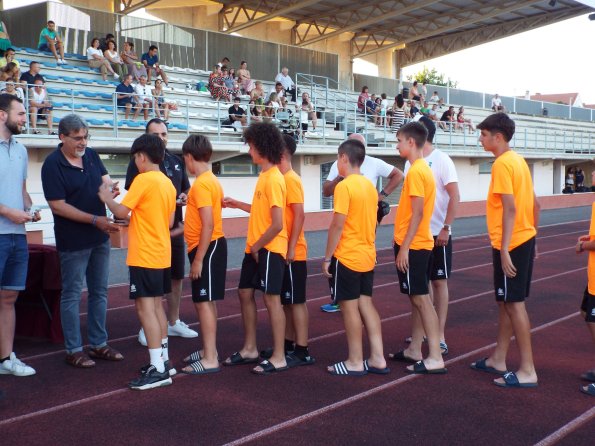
[0,234,29,291]
[38,43,51,52]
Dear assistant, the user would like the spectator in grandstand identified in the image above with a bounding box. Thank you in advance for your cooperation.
[420,101,431,117]
[134,75,154,121]
[249,99,263,122]
[275,67,296,102]
[3,80,23,101]
[208,64,230,102]
[267,82,285,103]
[237,61,255,94]
[264,92,280,120]
[41,114,123,369]
[222,67,239,98]
[217,57,230,68]
[104,40,127,78]
[152,79,176,123]
[299,91,317,134]
[250,81,266,113]
[0,63,19,91]
[0,48,19,79]
[228,96,247,130]
[19,61,44,90]
[357,86,369,113]
[0,18,11,57]
[576,168,585,191]
[456,106,476,134]
[0,94,39,378]
[410,81,422,101]
[87,37,119,81]
[38,20,65,65]
[141,45,169,86]
[121,41,147,82]
[377,94,389,127]
[409,100,420,118]
[491,93,504,112]
[565,167,575,193]
[115,74,140,120]
[99,33,115,52]
[365,95,379,123]
[421,82,428,99]
[403,100,411,120]
[429,91,440,102]
[29,79,55,135]
[439,105,456,131]
[428,103,439,122]
[390,94,406,132]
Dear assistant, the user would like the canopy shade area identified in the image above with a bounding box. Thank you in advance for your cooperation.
[116,0,594,64]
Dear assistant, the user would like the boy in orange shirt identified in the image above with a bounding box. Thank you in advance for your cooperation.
[222,122,289,375]
[576,203,595,397]
[322,139,388,376]
[99,134,177,390]
[390,122,445,374]
[180,134,227,375]
[471,113,540,388]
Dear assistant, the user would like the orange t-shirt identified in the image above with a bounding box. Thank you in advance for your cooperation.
[246,166,288,256]
[333,174,377,272]
[393,159,435,250]
[284,169,307,261]
[122,170,176,268]
[588,203,595,294]
[185,170,225,252]
[486,150,536,251]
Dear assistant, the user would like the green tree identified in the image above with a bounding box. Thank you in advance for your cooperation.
[407,66,457,88]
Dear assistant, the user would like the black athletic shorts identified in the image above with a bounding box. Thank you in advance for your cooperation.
[581,287,595,323]
[188,237,227,303]
[281,260,307,305]
[170,234,186,280]
[129,266,172,299]
[329,257,374,301]
[393,243,432,296]
[238,249,285,295]
[431,235,452,281]
[492,236,535,303]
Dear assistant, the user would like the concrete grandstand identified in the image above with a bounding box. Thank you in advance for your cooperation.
[2,0,594,244]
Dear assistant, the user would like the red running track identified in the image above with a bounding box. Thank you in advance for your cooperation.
[1,221,594,445]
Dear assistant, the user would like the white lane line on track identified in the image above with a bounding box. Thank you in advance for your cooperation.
[533,406,595,446]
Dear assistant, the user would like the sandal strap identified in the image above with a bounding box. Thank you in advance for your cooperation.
[189,360,206,373]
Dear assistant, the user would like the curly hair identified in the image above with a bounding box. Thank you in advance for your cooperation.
[243,122,283,164]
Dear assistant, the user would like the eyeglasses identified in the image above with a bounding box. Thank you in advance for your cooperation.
[66,134,91,142]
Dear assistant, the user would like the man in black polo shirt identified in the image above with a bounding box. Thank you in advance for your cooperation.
[115,74,140,120]
[19,61,44,90]
[41,114,124,368]
[228,96,246,130]
[125,118,197,348]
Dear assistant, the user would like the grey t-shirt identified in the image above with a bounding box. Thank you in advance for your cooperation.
[0,137,28,235]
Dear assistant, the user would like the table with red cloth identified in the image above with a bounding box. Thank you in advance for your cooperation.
[15,244,63,343]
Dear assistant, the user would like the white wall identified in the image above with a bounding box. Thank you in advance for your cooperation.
[532,160,554,196]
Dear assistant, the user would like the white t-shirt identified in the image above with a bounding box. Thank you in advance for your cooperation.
[87,47,103,61]
[404,148,458,235]
[327,155,394,188]
[492,96,502,107]
[275,73,294,91]
[134,83,152,102]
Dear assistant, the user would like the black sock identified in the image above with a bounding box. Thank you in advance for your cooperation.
[0,356,9,363]
[293,344,309,360]
[284,339,295,353]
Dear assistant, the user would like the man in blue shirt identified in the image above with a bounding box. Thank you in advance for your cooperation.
[38,20,65,65]
[41,114,123,369]
[115,74,140,120]
[141,45,169,86]
[0,94,39,377]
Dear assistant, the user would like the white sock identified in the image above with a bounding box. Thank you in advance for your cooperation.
[149,348,164,373]
[161,338,169,362]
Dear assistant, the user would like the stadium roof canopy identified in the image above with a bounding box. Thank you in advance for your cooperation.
[116,0,594,65]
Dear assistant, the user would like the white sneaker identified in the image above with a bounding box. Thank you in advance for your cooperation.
[0,352,36,376]
[167,320,198,338]
[60,59,67,65]
[113,73,120,79]
[138,328,147,346]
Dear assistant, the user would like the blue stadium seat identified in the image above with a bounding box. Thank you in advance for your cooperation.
[24,48,40,54]
[44,74,60,81]
[96,80,111,86]
[98,92,112,100]
[79,91,97,98]
[73,104,85,110]
[43,61,58,68]
[60,65,74,70]
[87,119,105,126]
[61,76,77,82]
[104,119,114,126]
[125,121,142,128]
[77,66,92,72]
[47,87,62,95]
[87,104,102,111]
[102,105,114,112]
[76,78,94,84]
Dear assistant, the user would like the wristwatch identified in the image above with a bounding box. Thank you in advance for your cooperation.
[442,224,451,231]
[380,189,389,198]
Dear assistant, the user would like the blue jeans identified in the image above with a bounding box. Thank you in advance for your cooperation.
[0,234,28,290]
[59,240,110,354]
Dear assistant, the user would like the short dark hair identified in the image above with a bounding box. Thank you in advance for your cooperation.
[47,20,55,25]
[282,133,296,156]
[418,116,436,143]
[477,112,515,142]
[396,94,404,108]
[182,134,212,162]
[397,122,428,149]
[5,48,14,53]
[106,33,115,39]
[233,96,241,102]
[131,134,165,164]
[338,139,365,167]
[0,93,23,113]
[275,82,283,87]
[145,118,167,133]
[149,45,158,51]
[222,57,230,63]
[58,114,88,136]
[91,37,99,47]
[243,122,284,164]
